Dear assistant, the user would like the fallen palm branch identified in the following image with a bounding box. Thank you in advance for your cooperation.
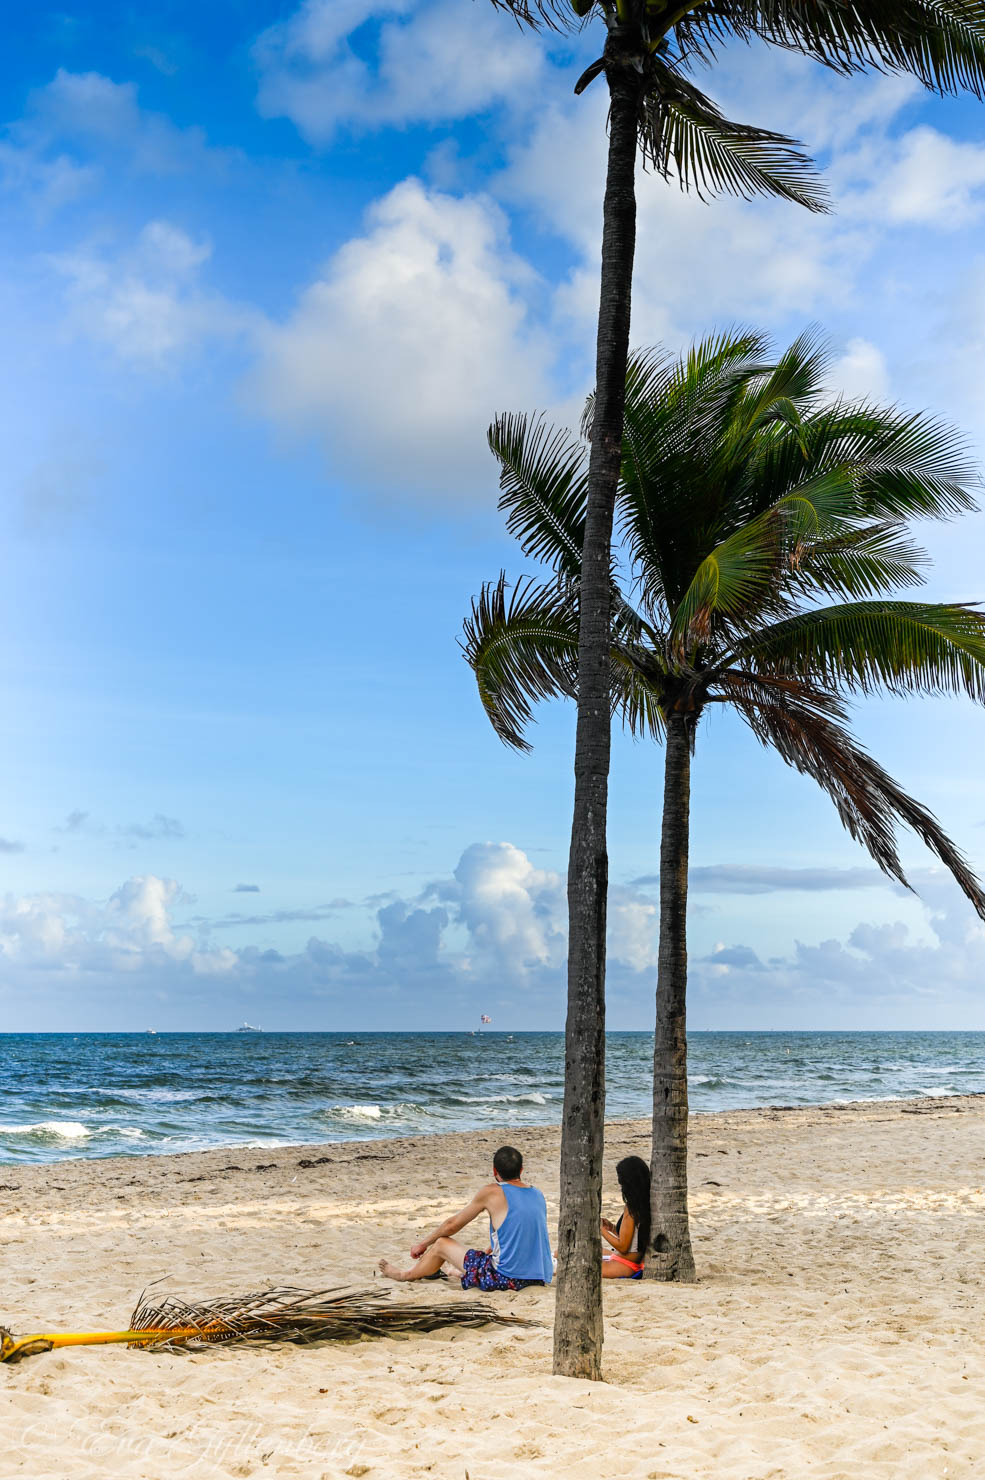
[0,1284,540,1364]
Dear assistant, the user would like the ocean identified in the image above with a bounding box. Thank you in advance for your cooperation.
[2,1030,985,1165]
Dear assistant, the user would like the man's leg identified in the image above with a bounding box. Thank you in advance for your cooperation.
[379,1237,468,1282]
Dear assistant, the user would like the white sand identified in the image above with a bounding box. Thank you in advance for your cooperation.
[3,1096,985,1479]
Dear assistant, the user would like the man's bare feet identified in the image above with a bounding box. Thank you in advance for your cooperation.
[378,1258,405,1281]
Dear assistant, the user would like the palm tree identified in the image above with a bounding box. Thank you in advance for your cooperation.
[463,327,985,1289]
[486,0,985,1377]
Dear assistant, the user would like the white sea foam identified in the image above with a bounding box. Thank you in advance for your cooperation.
[0,1120,148,1143]
[329,1104,385,1122]
[0,1120,92,1141]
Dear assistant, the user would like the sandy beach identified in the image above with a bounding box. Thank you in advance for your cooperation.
[3,1095,984,1479]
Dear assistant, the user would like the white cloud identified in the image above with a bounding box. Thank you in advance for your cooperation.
[827,337,891,403]
[0,141,94,216]
[0,69,236,219]
[254,0,542,143]
[0,875,236,976]
[4,850,985,1027]
[447,841,566,972]
[871,126,985,228]
[22,68,219,175]
[501,89,877,355]
[51,220,251,365]
[689,871,985,1024]
[246,178,556,497]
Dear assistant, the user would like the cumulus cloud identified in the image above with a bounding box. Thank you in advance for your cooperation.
[247,178,556,496]
[0,844,655,1021]
[0,874,236,977]
[22,68,222,176]
[439,841,566,973]
[502,89,875,356]
[704,943,764,970]
[3,849,985,1027]
[253,0,542,143]
[827,337,890,403]
[51,219,251,365]
[872,126,985,228]
[688,872,985,1025]
[0,68,234,222]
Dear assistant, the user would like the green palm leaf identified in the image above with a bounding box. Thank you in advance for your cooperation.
[488,414,588,579]
[736,600,985,699]
[795,523,930,599]
[641,65,829,211]
[487,0,582,31]
[669,466,867,647]
[677,3,985,98]
[462,574,580,751]
[728,677,985,918]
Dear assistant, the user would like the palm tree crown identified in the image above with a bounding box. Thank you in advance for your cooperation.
[464,328,985,912]
[490,1,985,211]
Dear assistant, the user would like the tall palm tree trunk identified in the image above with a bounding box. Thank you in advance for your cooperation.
[646,711,697,1283]
[553,47,643,1380]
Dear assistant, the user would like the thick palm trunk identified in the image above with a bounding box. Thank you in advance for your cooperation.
[553,49,642,1380]
[645,712,697,1283]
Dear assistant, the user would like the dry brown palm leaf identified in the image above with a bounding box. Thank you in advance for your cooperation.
[0,1284,540,1364]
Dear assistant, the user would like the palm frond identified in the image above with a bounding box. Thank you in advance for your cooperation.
[641,64,829,211]
[616,332,773,611]
[795,523,930,598]
[0,1286,538,1363]
[736,600,985,700]
[669,518,782,650]
[129,1285,536,1347]
[734,398,978,535]
[714,668,852,722]
[847,405,980,520]
[462,574,580,750]
[667,466,862,648]
[728,327,831,438]
[486,0,583,32]
[489,413,588,579]
[675,3,985,99]
[727,678,985,918]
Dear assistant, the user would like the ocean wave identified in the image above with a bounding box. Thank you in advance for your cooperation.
[321,1103,426,1124]
[0,1120,147,1143]
[0,1120,92,1141]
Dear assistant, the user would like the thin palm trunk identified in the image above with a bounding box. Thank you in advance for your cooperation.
[553,48,643,1379]
[646,711,697,1283]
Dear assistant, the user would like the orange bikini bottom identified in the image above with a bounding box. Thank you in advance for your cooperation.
[603,1253,644,1274]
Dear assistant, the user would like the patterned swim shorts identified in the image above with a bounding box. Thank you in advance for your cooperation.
[460,1249,543,1292]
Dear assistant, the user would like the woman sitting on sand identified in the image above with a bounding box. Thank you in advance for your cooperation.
[601,1155,650,1278]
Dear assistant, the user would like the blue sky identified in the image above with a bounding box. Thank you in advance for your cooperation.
[3,1,985,1031]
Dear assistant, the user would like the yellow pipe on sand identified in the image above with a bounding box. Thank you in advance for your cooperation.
[1,1325,208,1363]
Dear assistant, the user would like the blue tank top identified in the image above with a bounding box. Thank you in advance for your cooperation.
[489,1184,553,1284]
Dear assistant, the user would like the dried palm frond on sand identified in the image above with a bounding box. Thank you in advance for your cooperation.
[0,1284,539,1364]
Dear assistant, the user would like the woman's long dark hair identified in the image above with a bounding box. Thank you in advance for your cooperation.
[616,1155,651,1261]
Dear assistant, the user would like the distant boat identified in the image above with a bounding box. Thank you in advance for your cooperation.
[236,1022,262,1033]
[146,1029,157,1035]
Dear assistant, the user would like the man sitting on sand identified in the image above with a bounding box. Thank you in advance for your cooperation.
[378,1144,553,1292]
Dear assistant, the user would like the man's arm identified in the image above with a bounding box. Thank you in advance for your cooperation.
[409,1184,498,1260]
